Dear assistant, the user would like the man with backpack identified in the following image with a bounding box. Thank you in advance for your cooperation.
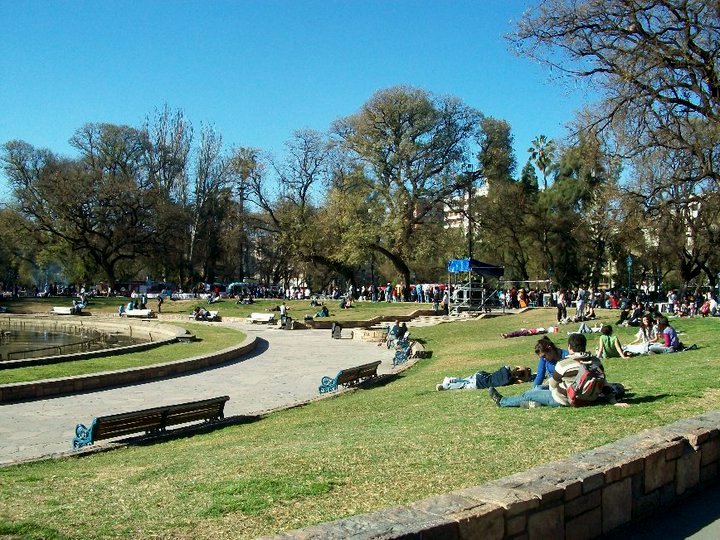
[488,333,627,408]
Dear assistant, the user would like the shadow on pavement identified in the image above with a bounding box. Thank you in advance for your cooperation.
[603,481,720,539]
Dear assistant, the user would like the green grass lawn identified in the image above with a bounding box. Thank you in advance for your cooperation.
[1,308,719,539]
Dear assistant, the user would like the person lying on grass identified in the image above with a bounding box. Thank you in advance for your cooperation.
[488,332,628,408]
[501,327,548,338]
[436,365,532,391]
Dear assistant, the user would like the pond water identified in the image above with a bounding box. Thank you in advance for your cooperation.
[0,329,141,362]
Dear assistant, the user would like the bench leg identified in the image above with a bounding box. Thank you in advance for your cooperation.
[318,376,339,394]
[72,423,94,449]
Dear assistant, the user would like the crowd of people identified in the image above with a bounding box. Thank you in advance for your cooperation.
[436,292,702,409]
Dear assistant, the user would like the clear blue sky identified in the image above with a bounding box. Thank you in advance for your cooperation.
[0,0,589,196]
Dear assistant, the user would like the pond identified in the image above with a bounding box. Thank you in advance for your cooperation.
[0,328,142,362]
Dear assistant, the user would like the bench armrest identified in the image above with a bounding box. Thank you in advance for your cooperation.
[72,421,96,449]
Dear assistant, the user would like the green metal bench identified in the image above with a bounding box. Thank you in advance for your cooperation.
[72,396,229,449]
[318,361,381,394]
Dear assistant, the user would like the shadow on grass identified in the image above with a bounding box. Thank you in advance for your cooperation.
[622,393,671,404]
[130,414,263,448]
[0,519,70,540]
[362,373,402,389]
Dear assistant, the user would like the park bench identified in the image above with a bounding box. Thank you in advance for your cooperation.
[72,395,230,449]
[392,339,415,367]
[391,339,431,367]
[247,312,275,324]
[318,360,382,394]
[188,310,220,322]
[51,306,75,315]
[125,308,155,318]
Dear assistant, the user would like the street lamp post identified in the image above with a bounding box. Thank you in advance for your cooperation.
[464,163,475,261]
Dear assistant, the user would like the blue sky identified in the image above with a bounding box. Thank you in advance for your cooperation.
[0,0,589,196]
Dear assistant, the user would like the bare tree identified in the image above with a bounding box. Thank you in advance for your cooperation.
[510,0,720,184]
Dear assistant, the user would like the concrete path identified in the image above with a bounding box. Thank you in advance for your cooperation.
[0,323,396,465]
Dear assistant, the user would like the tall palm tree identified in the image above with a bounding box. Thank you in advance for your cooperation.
[528,135,556,190]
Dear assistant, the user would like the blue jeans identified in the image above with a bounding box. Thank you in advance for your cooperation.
[649,344,675,354]
[499,388,562,407]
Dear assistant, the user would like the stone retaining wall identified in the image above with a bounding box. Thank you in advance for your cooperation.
[0,335,257,403]
[264,411,720,539]
[0,316,190,368]
[306,309,438,330]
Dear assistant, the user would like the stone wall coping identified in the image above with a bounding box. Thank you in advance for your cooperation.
[0,315,190,367]
[0,334,256,403]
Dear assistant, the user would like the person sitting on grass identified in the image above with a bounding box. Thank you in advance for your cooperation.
[623,314,656,355]
[596,325,629,359]
[648,315,681,354]
[488,333,628,408]
[648,315,697,353]
[315,305,329,318]
[531,336,568,388]
[436,365,532,391]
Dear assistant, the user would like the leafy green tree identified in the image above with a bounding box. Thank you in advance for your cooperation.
[475,180,534,280]
[528,135,556,191]
[520,158,539,193]
[478,117,516,184]
[2,124,160,288]
[333,86,481,294]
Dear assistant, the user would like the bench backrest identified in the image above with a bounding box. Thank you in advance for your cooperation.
[336,361,381,385]
[92,410,166,441]
[91,396,230,442]
[163,396,229,428]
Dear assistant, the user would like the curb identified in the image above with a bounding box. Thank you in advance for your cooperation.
[0,335,257,403]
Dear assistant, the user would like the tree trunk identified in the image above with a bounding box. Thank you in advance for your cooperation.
[372,244,411,300]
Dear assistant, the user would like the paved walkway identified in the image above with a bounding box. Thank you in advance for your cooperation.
[0,323,396,464]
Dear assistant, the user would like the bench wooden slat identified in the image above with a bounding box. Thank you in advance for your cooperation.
[73,396,230,449]
[318,361,381,394]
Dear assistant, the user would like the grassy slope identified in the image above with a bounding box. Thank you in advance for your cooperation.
[0,308,718,539]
